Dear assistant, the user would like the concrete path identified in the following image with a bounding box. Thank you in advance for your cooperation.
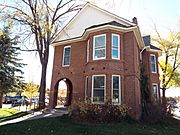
[0,107,68,126]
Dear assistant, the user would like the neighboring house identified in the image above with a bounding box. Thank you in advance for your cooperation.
[49,3,161,119]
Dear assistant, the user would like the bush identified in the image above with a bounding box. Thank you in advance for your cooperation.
[68,100,129,123]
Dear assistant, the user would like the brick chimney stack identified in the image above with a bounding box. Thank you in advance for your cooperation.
[132,17,138,24]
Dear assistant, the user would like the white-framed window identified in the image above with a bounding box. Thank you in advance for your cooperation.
[150,54,157,73]
[93,34,106,60]
[87,40,89,62]
[112,34,120,59]
[62,46,71,66]
[92,75,106,103]
[112,75,121,104]
[85,76,88,101]
[152,83,159,101]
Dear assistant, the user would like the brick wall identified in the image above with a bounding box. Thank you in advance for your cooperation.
[50,29,142,119]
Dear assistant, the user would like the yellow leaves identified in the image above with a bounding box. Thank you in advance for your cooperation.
[0,30,3,36]
[23,82,39,98]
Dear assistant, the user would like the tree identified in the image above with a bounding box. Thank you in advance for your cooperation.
[0,0,82,108]
[23,82,39,99]
[0,27,24,108]
[153,29,180,104]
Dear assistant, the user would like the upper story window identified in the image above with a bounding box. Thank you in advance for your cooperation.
[62,46,71,66]
[93,34,106,60]
[87,40,89,62]
[92,75,106,103]
[150,54,157,73]
[112,34,120,59]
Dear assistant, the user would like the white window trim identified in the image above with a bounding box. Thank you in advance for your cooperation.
[62,46,71,67]
[85,76,88,101]
[150,54,157,73]
[152,83,159,99]
[112,34,120,60]
[111,75,121,105]
[86,40,89,62]
[93,34,106,60]
[91,75,106,104]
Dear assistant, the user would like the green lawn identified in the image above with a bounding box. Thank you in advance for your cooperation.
[0,115,179,135]
[0,108,29,122]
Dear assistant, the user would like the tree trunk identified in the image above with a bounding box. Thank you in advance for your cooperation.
[162,88,166,104]
[161,87,167,113]
[0,91,3,108]
[38,62,47,109]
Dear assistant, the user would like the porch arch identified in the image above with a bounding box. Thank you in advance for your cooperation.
[53,78,73,108]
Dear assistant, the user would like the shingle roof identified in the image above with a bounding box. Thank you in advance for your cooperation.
[86,21,133,30]
[143,35,161,51]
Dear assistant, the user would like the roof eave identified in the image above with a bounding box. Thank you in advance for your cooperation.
[51,25,137,46]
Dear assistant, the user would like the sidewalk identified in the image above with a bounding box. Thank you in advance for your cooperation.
[0,107,68,126]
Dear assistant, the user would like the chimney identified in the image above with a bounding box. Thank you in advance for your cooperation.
[132,17,138,24]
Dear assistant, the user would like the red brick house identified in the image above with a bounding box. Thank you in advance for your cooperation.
[49,3,161,119]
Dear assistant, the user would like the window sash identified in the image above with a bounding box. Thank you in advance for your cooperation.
[85,76,88,101]
[93,34,106,60]
[112,34,120,59]
[94,48,105,59]
[150,54,157,73]
[152,83,159,101]
[92,75,105,103]
[87,40,89,62]
[112,75,120,104]
[63,46,71,66]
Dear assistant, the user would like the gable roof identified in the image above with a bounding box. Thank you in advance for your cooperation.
[143,35,161,51]
[52,2,144,48]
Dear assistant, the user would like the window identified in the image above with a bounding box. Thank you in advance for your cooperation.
[87,40,89,62]
[93,34,106,60]
[112,34,120,59]
[92,75,106,103]
[150,54,157,73]
[85,76,88,101]
[62,46,71,66]
[152,83,159,101]
[112,75,121,104]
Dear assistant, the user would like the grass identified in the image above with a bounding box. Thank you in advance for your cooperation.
[0,115,179,135]
[0,108,29,122]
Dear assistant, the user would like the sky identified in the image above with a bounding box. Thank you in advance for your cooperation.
[17,0,180,96]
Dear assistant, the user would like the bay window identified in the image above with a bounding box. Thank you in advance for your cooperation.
[92,75,106,103]
[112,34,120,59]
[93,34,106,60]
[112,75,121,104]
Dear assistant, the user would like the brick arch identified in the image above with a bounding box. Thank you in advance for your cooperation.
[53,78,73,108]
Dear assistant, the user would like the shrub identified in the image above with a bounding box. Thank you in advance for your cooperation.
[68,99,129,123]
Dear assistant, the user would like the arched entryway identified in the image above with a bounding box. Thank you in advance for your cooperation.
[54,78,73,108]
